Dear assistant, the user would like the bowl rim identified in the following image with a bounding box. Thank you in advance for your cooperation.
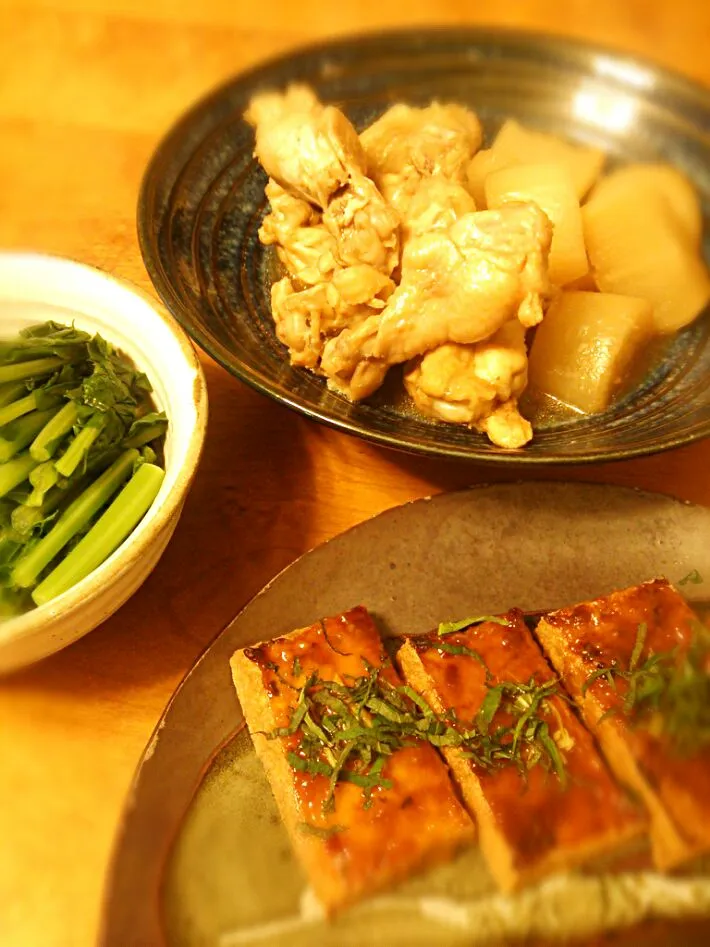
[0,251,209,652]
[137,26,710,466]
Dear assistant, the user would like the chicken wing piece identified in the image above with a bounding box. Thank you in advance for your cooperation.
[321,202,552,394]
[271,266,394,370]
[322,174,401,275]
[259,179,320,245]
[245,84,367,208]
[360,102,483,214]
[250,87,401,280]
[403,322,533,448]
[401,177,477,243]
[258,182,338,286]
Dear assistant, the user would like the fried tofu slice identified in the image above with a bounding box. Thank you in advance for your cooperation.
[397,610,645,892]
[536,578,710,870]
[230,606,474,913]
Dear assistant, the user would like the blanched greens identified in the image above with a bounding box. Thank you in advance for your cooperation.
[0,321,168,615]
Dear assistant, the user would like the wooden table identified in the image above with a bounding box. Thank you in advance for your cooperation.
[2,1,710,944]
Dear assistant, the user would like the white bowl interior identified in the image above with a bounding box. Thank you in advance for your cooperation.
[0,253,205,666]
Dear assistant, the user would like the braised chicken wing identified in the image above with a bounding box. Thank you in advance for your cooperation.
[403,323,533,448]
[245,84,367,208]
[361,102,483,215]
[320,203,552,396]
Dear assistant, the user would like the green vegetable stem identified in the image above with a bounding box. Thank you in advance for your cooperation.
[0,408,60,464]
[0,451,39,500]
[54,412,106,477]
[0,321,169,613]
[27,460,62,508]
[0,356,65,386]
[32,463,164,605]
[29,400,80,462]
[11,448,139,590]
[0,382,29,408]
[0,392,41,428]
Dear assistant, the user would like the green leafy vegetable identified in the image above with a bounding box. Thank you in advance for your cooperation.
[0,382,28,409]
[0,407,60,464]
[29,400,80,462]
[54,412,106,477]
[123,412,168,449]
[582,621,710,755]
[11,448,138,590]
[0,321,89,363]
[679,569,703,586]
[0,321,168,614]
[32,462,165,605]
[435,640,491,676]
[0,392,43,428]
[0,357,66,386]
[437,615,510,636]
[0,451,39,500]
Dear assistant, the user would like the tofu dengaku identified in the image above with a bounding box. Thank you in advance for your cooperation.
[397,610,646,891]
[536,578,710,870]
[230,606,474,913]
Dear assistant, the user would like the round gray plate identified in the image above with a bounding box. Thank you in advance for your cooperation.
[100,483,710,945]
[138,28,710,464]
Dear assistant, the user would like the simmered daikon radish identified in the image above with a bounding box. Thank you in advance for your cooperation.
[466,149,503,208]
[528,291,653,414]
[466,123,604,209]
[474,120,605,201]
[588,163,703,247]
[485,163,589,287]
[583,191,710,334]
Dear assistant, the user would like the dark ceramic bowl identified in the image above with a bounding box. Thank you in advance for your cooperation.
[138,28,710,464]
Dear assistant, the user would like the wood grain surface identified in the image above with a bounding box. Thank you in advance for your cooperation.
[2,2,710,945]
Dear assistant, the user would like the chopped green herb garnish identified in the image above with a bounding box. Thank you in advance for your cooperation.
[269,653,569,814]
[582,621,710,756]
[473,677,568,785]
[435,640,491,676]
[581,666,617,695]
[269,664,424,812]
[437,615,510,636]
[679,569,703,587]
[629,622,648,673]
[475,685,503,734]
[297,822,345,840]
[292,656,302,678]
[319,619,352,657]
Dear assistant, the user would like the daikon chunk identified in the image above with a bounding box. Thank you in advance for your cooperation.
[588,162,703,247]
[485,163,589,287]
[466,149,502,208]
[583,189,710,334]
[490,120,605,199]
[528,291,653,414]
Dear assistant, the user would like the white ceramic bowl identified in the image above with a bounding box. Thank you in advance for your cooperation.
[0,253,208,672]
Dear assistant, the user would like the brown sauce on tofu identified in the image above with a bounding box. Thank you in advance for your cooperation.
[412,611,641,872]
[242,607,473,894]
[542,578,710,839]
